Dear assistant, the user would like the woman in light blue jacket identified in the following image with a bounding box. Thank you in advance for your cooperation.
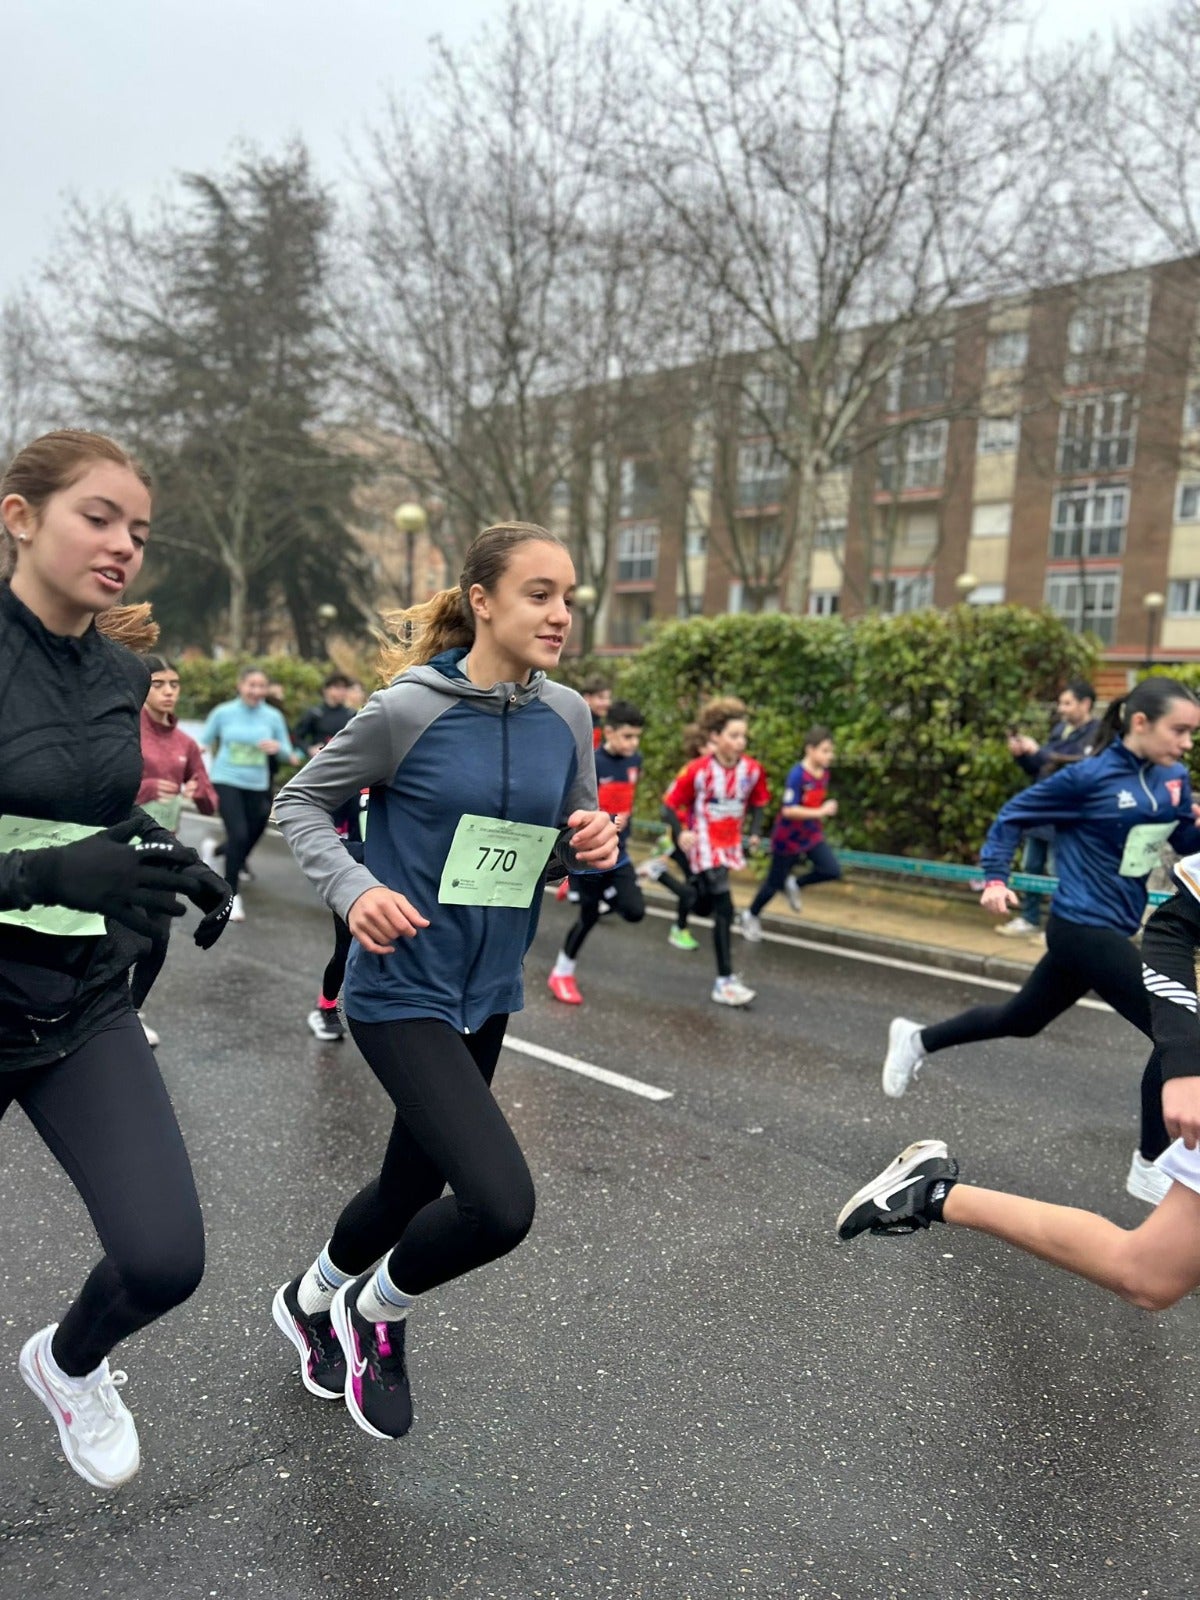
[200,664,299,921]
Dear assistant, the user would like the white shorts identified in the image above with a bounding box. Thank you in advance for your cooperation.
[1156,1139,1200,1196]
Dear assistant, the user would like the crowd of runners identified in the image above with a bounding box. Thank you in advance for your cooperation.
[4,425,1200,1495]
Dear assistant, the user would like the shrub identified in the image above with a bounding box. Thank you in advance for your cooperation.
[175,656,330,725]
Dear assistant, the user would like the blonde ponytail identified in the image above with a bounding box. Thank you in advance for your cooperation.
[96,602,159,652]
[376,586,474,679]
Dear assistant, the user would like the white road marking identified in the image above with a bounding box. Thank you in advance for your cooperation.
[504,1036,673,1101]
[639,903,1111,1013]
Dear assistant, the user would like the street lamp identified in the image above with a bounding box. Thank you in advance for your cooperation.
[316,603,337,624]
[393,502,429,608]
[1143,590,1165,668]
[954,571,979,603]
[573,582,598,654]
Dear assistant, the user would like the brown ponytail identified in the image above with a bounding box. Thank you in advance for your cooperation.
[375,520,568,680]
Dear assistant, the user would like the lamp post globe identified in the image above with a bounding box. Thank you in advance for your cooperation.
[954,571,979,602]
[1143,591,1166,668]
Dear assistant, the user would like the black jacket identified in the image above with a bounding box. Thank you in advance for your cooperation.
[293,700,353,752]
[1142,862,1200,1085]
[0,583,170,1067]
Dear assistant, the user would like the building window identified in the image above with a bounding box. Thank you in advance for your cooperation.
[817,520,846,553]
[1049,482,1128,560]
[1065,282,1149,383]
[608,593,654,648]
[1168,578,1200,616]
[1057,393,1136,475]
[870,573,934,614]
[986,330,1028,370]
[878,419,948,492]
[677,592,706,618]
[685,525,708,559]
[1045,570,1121,645]
[742,370,789,433]
[1177,483,1200,522]
[978,415,1020,455]
[808,590,841,616]
[971,502,1012,538]
[966,583,1006,605]
[884,340,954,414]
[1185,389,1200,432]
[618,457,659,521]
[736,440,789,509]
[616,521,659,583]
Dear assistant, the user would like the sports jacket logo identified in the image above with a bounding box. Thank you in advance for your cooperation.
[1117,789,1137,809]
[1167,778,1183,807]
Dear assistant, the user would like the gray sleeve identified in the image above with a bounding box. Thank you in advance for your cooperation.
[272,692,400,920]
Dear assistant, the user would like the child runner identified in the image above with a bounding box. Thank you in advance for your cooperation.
[880,677,1200,1205]
[134,653,219,1045]
[271,522,617,1438]
[548,699,646,1004]
[836,854,1200,1311]
[580,673,612,751]
[663,697,769,1007]
[199,665,301,924]
[0,429,231,1489]
[740,725,841,942]
[646,721,710,952]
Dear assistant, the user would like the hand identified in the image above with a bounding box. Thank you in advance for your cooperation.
[182,779,199,801]
[566,809,619,870]
[17,817,190,938]
[1018,736,1038,756]
[980,881,1019,916]
[348,886,430,955]
[174,859,232,917]
[679,828,697,853]
[155,778,181,800]
[258,739,281,755]
[1163,1076,1200,1149]
[820,799,838,817]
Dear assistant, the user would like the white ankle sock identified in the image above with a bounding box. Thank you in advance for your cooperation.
[297,1243,352,1315]
[355,1262,415,1324]
[552,952,576,977]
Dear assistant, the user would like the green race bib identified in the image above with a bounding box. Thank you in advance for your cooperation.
[142,797,183,832]
[438,814,560,909]
[226,740,267,769]
[0,815,108,937]
[1118,821,1175,878]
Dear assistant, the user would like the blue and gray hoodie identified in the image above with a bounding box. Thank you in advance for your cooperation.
[979,740,1200,937]
[273,649,597,1031]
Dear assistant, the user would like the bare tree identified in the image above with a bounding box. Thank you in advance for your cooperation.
[621,0,1091,614]
[0,292,54,465]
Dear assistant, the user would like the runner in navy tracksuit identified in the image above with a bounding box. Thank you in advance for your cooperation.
[879,677,1200,1203]
[270,523,618,1441]
[547,700,646,1005]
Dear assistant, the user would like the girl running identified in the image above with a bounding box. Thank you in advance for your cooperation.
[880,677,1200,1205]
[662,697,769,1007]
[271,522,617,1439]
[200,665,300,924]
[0,429,231,1488]
[740,725,841,941]
[837,855,1200,1311]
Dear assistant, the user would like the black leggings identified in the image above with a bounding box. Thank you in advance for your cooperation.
[921,913,1167,1158]
[658,847,696,929]
[749,841,841,915]
[321,914,353,1004]
[329,1014,534,1296]
[214,783,273,896]
[563,863,645,960]
[689,868,734,977]
[0,1008,204,1375]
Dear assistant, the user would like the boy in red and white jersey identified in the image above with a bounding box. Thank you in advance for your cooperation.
[662,698,769,1006]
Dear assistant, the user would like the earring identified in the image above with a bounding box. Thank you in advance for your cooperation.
[15,534,29,543]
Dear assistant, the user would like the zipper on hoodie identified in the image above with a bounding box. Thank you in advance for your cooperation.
[1137,761,1158,812]
[460,692,518,1033]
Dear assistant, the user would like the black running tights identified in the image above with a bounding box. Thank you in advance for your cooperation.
[214,783,272,897]
[321,914,353,1004]
[920,913,1168,1158]
[0,1009,204,1375]
[330,1014,534,1296]
[563,863,645,960]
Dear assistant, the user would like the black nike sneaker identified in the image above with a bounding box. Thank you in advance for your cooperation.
[836,1140,959,1240]
[272,1276,347,1400]
[329,1275,413,1440]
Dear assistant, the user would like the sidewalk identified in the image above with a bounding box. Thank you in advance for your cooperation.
[638,854,1047,985]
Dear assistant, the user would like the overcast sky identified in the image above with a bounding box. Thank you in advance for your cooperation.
[0,0,1142,303]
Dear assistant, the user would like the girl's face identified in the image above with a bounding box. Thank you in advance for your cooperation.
[239,672,269,707]
[806,739,835,771]
[712,718,747,765]
[146,669,181,720]
[471,540,574,677]
[3,461,151,632]
[1128,698,1200,766]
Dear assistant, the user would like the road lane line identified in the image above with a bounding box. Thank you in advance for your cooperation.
[504,1036,673,1101]
[638,903,1111,1013]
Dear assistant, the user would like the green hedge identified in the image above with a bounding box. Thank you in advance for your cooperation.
[615,606,1098,860]
[175,656,330,724]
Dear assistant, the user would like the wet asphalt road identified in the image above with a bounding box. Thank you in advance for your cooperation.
[1,828,1198,1600]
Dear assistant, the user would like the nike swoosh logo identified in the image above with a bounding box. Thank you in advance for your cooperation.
[346,1326,367,1380]
[874,1179,916,1210]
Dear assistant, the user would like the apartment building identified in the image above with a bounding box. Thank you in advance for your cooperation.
[574,256,1200,663]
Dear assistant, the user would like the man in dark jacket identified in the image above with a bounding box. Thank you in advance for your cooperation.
[997,677,1098,937]
[294,673,354,756]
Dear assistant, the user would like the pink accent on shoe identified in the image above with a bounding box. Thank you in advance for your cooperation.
[35,1349,72,1426]
[376,1324,392,1358]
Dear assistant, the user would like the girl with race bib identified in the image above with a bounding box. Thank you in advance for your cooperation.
[200,665,300,923]
[881,677,1200,1206]
[271,522,617,1441]
[0,430,231,1490]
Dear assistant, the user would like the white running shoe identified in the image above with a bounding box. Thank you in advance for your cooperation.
[228,894,246,923]
[882,1017,926,1098]
[996,916,1038,938]
[199,836,219,871]
[739,909,764,943]
[712,974,755,1007]
[1126,1149,1172,1206]
[19,1325,140,1489]
[783,877,803,913]
[137,1013,159,1048]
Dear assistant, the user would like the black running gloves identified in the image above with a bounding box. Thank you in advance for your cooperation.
[171,859,235,948]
